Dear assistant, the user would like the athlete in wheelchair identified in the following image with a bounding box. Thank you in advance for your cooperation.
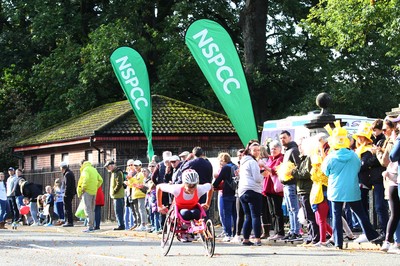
[156,169,215,256]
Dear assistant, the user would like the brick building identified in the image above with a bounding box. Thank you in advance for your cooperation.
[12,94,245,221]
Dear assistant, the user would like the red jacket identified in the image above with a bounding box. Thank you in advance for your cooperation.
[262,153,284,197]
[95,186,105,206]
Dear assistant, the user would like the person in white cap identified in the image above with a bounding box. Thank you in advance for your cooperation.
[60,162,76,227]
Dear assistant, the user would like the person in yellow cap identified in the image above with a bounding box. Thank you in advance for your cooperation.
[322,121,380,249]
[353,122,389,243]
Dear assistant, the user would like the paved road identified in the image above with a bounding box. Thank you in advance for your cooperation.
[0,223,398,266]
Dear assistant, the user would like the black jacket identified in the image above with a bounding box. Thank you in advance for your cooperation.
[21,181,42,202]
[63,168,77,197]
[282,141,301,185]
[359,150,385,189]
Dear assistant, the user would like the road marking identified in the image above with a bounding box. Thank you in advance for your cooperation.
[27,244,59,251]
[89,254,141,262]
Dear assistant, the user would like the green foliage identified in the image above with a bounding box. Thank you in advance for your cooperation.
[0,0,400,170]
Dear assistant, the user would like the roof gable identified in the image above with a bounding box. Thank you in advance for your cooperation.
[16,95,236,146]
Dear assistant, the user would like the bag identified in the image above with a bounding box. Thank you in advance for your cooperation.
[75,200,86,219]
[139,185,148,194]
[224,164,239,191]
[270,174,284,193]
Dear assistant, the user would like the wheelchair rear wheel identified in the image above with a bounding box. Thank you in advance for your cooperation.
[200,219,215,257]
[161,208,176,256]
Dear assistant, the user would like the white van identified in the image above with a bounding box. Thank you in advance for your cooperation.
[260,112,377,145]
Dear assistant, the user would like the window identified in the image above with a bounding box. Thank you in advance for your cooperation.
[50,154,55,171]
[85,150,93,163]
[62,153,69,164]
[31,156,38,170]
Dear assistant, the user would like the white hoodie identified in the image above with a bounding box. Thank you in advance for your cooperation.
[238,155,263,197]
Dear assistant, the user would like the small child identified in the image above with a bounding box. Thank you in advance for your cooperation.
[53,178,65,225]
[20,197,32,225]
[148,181,161,233]
[43,186,55,226]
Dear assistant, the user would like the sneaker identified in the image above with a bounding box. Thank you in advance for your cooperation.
[187,234,194,242]
[62,223,74,227]
[82,228,94,233]
[231,235,242,243]
[371,234,385,246]
[180,233,189,242]
[268,234,284,241]
[217,232,226,238]
[135,225,147,231]
[113,227,125,231]
[282,233,292,240]
[387,244,400,254]
[313,241,332,247]
[30,222,39,227]
[254,241,262,246]
[44,223,53,227]
[223,236,231,242]
[353,234,368,243]
[380,241,391,252]
[290,233,303,241]
[242,241,255,246]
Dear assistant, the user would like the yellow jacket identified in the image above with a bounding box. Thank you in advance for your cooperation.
[127,171,146,199]
[77,162,103,197]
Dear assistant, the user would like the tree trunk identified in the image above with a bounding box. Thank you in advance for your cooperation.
[241,0,267,75]
[240,0,268,126]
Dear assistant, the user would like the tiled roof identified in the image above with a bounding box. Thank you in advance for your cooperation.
[15,95,236,146]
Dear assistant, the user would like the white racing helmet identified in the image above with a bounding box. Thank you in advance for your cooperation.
[182,169,199,185]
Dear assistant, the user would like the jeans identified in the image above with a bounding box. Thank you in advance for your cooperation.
[332,201,379,248]
[180,207,201,220]
[361,185,389,233]
[222,195,237,237]
[124,206,135,229]
[240,190,262,240]
[7,196,19,222]
[94,205,102,229]
[373,182,389,233]
[16,195,24,210]
[29,202,39,224]
[283,184,300,234]
[113,198,125,229]
[0,199,7,222]
[55,202,65,220]
[217,192,225,233]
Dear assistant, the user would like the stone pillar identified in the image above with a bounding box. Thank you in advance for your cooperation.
[304,92,342,136]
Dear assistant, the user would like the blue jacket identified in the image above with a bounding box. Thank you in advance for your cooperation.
[389,137,400,180]
[322,148,361,202]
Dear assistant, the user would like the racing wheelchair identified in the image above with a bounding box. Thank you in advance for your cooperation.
[161,203,215,257]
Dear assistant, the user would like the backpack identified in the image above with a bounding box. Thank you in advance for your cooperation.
[224,164,239,191]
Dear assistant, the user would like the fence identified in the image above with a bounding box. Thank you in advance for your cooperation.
[22,164,219,225]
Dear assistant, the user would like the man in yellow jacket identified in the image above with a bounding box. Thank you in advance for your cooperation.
[77,160,103,232]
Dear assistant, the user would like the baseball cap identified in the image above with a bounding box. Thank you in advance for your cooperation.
[169,155,180,162]
[133,160,142,166]
[59,162,68,168]
[104,160,115,168]
[8,167,15,171]
[179,151,190,157]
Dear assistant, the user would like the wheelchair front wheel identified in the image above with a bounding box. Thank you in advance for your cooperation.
[161,209,176,256]
[200,219,215,257]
